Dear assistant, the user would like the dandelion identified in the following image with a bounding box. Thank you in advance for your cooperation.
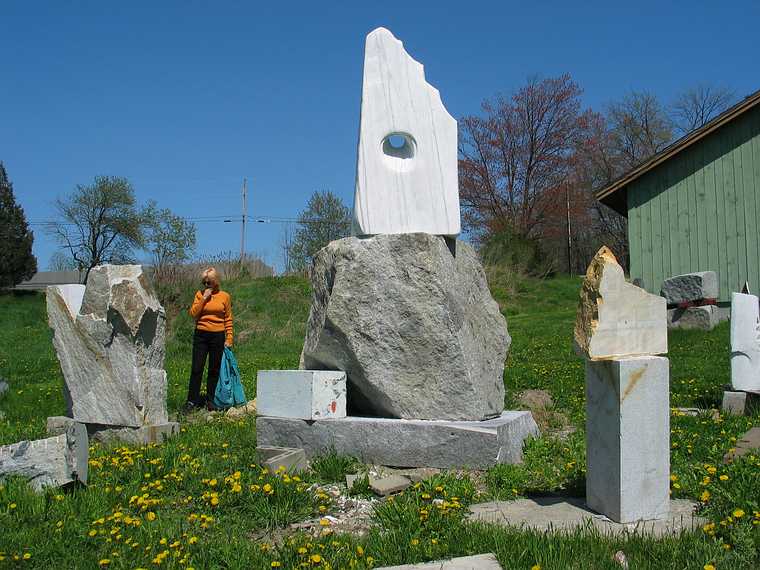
[319,518,330,527]
[531,565,541,570]
[146,512,157,521]
[356,546,364,557]
[410,539,419,546]
[23,553,31,560]
[99,560,111,567]
[271,562,282,568]
[310,554,322,563]
[719,474,728,481]
[189,537,198,545]
[704,565,715,570]
[700,490,711,502]
[733,509,745,518]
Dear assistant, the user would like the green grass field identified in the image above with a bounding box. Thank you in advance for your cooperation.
[0,275,758,569]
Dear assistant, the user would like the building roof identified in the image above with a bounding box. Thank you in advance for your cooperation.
[596,88,760,216]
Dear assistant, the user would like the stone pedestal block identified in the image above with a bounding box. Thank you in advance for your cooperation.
[47,416,179,445]
[586,356,670,523]
[667,306,719,330]
[730,292,760,392]
[660,272,718,305]
[0,422,88,490]
[256,411,538,469]
[256,370,346,420]
[722,390,760,416]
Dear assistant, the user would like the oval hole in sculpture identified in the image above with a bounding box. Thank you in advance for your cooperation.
[381,133,416,160]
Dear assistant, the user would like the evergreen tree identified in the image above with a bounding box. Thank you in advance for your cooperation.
[0,162,37,288]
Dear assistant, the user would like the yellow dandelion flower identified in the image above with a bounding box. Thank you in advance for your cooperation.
[319,518,330,527]
[99,560,111,567]
[700,490,711,502]
[271,562,282,568]
[733,509,745,518]
[410,539,419,546]
[189,537,198,545]
[23,553,31,560]
[704,564,716,570]
[719,475,728,481]
[356,546,364,557]
[310,554,322,563]
[210,497,219,506]
[531,565,541,570]
[146,512,157,521]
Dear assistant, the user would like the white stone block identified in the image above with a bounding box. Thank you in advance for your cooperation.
[730,292,760,392]
[352,27,460,237]
[257,370,346,420]
[586,356,670,523]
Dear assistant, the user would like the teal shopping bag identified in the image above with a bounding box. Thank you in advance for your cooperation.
[213,347,247,410]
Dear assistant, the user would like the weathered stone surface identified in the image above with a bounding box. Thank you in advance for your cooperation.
[353,28,459,237]
[47,265,168,427]
[0,422,88,490]
[47,416,179,445]
[369,474,411,496]
[0,379,8,397]
[721,391,760,416]
[586,356,670,523]
[257,370,346,420]
[575,247,667,360]
[257,412,538,469]
[300,234,509,421]
[377,554,503,570]
[730,292,760,392]
[468,498,704,537]
[256,446,307,473]
[225,399,257,419]
[660,271,718,305]
[667,305,719,330]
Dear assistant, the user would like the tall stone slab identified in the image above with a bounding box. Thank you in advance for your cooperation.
[575,247,667,360]
[47,265,168,428]
[730,292,760,392]
[300,233,508,421]
[352,27,460,237]
[585,356,670,523]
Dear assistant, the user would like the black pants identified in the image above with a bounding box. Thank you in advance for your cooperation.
[187,330,225,406]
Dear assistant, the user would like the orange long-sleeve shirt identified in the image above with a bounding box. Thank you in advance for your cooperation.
[189,290,233,345]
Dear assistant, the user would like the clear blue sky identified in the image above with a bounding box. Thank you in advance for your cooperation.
[2,1,758,272]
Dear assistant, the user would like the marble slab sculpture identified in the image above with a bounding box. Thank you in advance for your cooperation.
[730,292,760,392]
[257,370,347,420]
[47,265,169,428]
[575,246,667,360]
[352,27,460,237]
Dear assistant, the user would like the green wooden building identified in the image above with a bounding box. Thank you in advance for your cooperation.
[597,89,760,303]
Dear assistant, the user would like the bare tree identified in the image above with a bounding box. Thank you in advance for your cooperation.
[47,176,145,282]
[143,200,197,280]
[606,91,673,169]
[459,74,598,243]
[671,84,735,135]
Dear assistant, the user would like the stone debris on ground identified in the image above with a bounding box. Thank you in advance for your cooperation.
[0,421,88,491]
[256,445,307,474]
[375,554,503,570]
[47,264,169,428]
[667,305,719,331]
[574,246,667,360]
[300,233,510,421]
[225,399,257,419]
[723,427,760,463]
[467,498,705,537]
[289,483,378,537]
[722,390,760,416]
[660,271,719,306]
[0,378,8,397]
[516,388,572,436]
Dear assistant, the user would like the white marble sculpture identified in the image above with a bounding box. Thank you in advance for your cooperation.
[352,27,460,237]
[730,292,760,392]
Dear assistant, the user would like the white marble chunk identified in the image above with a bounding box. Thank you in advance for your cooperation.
[256,370,346,420]
[352,27,460,237]
[585,356,670,524]
[730,292,760,392]
[575,247,667,360]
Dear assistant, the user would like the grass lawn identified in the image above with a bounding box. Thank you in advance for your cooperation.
[0,274,758,569]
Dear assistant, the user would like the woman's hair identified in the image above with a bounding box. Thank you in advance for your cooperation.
[201,267,220,289]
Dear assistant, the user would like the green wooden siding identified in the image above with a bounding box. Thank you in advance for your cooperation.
[627,104,760,303]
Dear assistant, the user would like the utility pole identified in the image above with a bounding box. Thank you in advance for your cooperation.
[240,178,248,262]
[566,185,572,275]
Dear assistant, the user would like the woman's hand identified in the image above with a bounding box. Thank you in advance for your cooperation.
[225,340,233,348]
[202,288,213,301]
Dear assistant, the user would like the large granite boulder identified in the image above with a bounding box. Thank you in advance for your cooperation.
[300,233,509,421]
[660,271,718,305]
[47,265,168,428]
[0,421,88,490]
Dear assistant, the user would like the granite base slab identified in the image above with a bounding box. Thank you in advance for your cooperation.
[468,498,705,537]
[47,416,179,445]
[256,412,538,469]
[376,554,502,570]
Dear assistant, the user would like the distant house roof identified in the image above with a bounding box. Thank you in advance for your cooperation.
[597,88,760,216]
[15,271,84,291]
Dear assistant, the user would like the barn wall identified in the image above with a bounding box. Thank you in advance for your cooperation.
[627,105,760,302]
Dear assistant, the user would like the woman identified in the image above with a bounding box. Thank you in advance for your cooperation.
[184,267,233,412]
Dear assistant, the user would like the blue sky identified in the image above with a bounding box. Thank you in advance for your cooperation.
[2,1,758,272]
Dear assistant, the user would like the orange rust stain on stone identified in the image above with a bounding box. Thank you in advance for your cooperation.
[622,366,646,401]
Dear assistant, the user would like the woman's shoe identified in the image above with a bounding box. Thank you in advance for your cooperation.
[181,401,201,414]
[206,401,216,412]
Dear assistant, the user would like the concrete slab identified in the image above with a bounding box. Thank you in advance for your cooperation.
[468,498,705,537]
[369,474,411,496]
[256,446,307,473]
[376,554,503,570]
[256,411,538,469]
[724,427,760,463]
[257,370,347,420]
